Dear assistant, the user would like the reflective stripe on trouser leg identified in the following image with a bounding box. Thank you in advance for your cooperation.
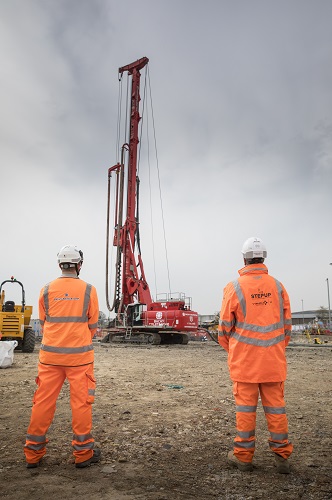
[24,364,66,463]
[259,382,293,459]
[232,382,258,463]
[66,363,95,463]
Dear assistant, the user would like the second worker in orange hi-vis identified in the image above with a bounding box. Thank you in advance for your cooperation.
[218,237,293,474]
[24,245,100,469]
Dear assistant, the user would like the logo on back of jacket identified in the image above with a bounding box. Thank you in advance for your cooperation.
[54,293,80,301]
[251,289,272,306]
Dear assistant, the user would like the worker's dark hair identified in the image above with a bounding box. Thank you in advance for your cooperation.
[246,258,265,265]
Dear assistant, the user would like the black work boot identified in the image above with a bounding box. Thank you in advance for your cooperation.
[75,448,101,469]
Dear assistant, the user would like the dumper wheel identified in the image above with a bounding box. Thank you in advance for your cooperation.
[15,340,23,351]
[22,328,36,353]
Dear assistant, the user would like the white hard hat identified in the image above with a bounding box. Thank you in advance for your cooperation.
[241,237,267,259]
[57,245,83,267]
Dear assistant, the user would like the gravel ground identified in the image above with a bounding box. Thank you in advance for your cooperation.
[0,335,331,499]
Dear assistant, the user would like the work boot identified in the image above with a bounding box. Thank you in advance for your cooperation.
[275,454,291,474]
[227,451,253,472]
[26,460,41,469]
[75,448,101,469]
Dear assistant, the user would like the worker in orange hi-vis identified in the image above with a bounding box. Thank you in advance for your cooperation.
[218,237,293,474]
[24,245,100,469]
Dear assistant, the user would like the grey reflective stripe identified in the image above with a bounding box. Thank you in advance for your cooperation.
[73,433,93,442]
[219,318,234,328]
[44,283,91,324]
[73,441,94,451]
[270,432,288,440]
[263,406,286,414]
[45,315,89,323]
[26,434,47,443]
[234,440,255,449]
[237,430,255,438]
[241,266,266,275]
[236,405,257,413]
[234,320,285,333]
[82,284,92,317]
[25,443,46,451]
[285,319,292,325]
[88,389,95,396]
[43,284,50,315]
[231,332,286,347]
[89,322,98,330]
[218,331,230,338]
[40,320,44,326]
[269,441,291,449]
[41,344,94,354]
[232,280,246,317]
[274,279,284,326]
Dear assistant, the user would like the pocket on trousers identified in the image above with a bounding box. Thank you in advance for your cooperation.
[86,372,96,404]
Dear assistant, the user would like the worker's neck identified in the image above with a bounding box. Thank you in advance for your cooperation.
[61,270,78,278]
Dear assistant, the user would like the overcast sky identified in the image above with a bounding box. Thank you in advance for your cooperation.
[1,0,332,319]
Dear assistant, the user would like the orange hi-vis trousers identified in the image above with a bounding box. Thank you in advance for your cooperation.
[24,363,96,465]
[232,381,293,463]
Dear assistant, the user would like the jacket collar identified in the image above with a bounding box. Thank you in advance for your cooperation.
[238,263,268,276]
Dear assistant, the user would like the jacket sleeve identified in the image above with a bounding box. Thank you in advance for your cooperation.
[218,282,235,353]
[88,285,99,339]
[281,284,292,346]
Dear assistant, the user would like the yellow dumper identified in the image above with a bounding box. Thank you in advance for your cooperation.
[0,277,35,352]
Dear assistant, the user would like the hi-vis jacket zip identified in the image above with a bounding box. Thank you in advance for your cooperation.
[39,277,99,366]
[218,264,292,382]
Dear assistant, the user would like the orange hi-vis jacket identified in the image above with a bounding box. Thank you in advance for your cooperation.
[218,264,292,383]
[39,276,99,366]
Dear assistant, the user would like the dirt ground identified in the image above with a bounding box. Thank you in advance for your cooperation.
[0,335,331,500]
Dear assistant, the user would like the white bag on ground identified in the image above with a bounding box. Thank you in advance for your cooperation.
[0,340,18,368]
